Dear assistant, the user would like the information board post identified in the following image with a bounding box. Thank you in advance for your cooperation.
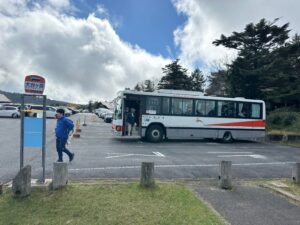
[20,94,47,183]
[20,95,25,170]
[20,74,47,183]
[42,95,46,183]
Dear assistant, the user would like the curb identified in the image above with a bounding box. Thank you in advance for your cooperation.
[261,184,300,203]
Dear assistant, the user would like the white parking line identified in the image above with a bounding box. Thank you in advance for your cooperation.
[105,152,165,159]
[217,154,267,159]
[207,152,253,154]
[153,152,165,157]
[69,161,295,172]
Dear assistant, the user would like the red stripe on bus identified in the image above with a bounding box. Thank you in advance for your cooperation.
[209,120,266,127]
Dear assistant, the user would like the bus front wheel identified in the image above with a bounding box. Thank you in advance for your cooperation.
[146,125,164,143]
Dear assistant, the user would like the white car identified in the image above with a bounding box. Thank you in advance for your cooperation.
[46,106,57,118]
[27,105,57,118]
[0,106,20,118]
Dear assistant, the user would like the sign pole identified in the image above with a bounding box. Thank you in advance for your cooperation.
[42,95,46,183]
[22,75,47,182]
[20,95,25,170]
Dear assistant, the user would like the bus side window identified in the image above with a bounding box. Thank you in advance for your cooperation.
[218,101,228,117]
[182,99,193,115]
[146,97,161,114]
[227,102,236,117]
[206,100,217,117]
[238,102,251,118]
[171,98,183,115]
[162,97,170,114]
[195,100,205,116]
[251,103,261,119]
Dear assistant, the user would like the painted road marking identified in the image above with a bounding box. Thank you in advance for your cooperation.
[207,152,253,154]
[105,152,165,159]
[69,161,295,172]
[217,154,267,159]
[153,152,165,157]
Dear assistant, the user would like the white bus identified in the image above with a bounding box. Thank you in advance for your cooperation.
[112,89,266,142]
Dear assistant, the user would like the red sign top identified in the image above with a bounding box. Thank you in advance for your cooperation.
[24,75,46,95]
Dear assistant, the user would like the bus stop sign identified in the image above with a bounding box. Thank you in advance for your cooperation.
[24,75,45,95]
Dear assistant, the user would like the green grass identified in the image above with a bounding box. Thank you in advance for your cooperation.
[253,179,300,199]
[0,182,224,225]
[281,179,300,198]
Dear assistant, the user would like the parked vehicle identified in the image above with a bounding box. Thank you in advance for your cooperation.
[27,105,57,118]
[100,109,111,119]
[67,107,79,115]
[104,111,113,123]
[2,103,21,108]
[95,108,109,117]
[0,106,20,118]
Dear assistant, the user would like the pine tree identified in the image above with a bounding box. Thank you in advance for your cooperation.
[206,70,228,96]
[134,83,143,91]
[190,68,206,92]
[158,59,192,90]
[213,18,290,100]
[143,80,155,92]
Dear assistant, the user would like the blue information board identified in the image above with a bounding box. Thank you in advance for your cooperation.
[24,117,43,148]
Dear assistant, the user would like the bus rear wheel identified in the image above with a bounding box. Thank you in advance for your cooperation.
[222,131,233,143]
[146,125,164,143]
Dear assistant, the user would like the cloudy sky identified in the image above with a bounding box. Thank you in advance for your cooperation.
[0,0,299,103]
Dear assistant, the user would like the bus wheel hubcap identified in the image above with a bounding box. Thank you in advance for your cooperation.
[152,130,159,137]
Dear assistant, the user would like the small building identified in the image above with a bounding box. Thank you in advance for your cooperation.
[0,94,11,104]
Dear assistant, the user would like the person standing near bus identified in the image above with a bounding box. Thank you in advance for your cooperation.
[126,108,136,136]
[55,108,75,162]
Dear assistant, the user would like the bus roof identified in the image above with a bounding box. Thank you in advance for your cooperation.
[118,89,264,103]
[117,89,265,103]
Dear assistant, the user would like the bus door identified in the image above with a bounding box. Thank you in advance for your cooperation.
[123,95,141,136]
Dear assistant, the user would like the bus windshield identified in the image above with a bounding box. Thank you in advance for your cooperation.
[114,98,122,120]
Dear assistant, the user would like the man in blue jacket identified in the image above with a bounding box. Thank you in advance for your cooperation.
[55,108,75,162]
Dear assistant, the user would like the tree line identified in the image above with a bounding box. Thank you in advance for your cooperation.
[133,59,206,93]
[132,18,300,111]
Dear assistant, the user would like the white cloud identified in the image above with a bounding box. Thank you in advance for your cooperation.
[96,4,108,16]
[0,1,169,103]
[47,0,70,9]
[173,0,300,70]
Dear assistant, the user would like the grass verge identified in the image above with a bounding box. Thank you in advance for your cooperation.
[0,182,224,225]
[251,178,300,200]
[280,179,300,198]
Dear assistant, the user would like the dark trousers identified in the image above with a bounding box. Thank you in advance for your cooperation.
[56,138,72,161]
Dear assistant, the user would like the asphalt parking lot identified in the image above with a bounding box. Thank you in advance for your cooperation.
[0,114,300,181]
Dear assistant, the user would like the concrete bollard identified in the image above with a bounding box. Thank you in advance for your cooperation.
[219,161,232,189]
[12,165,31,197]
[292,163,300,184]
[52,162,68,190]
[140,162,155,188]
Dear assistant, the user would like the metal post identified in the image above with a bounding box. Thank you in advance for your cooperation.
[20,95,25,170]
[42,95,46,183]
